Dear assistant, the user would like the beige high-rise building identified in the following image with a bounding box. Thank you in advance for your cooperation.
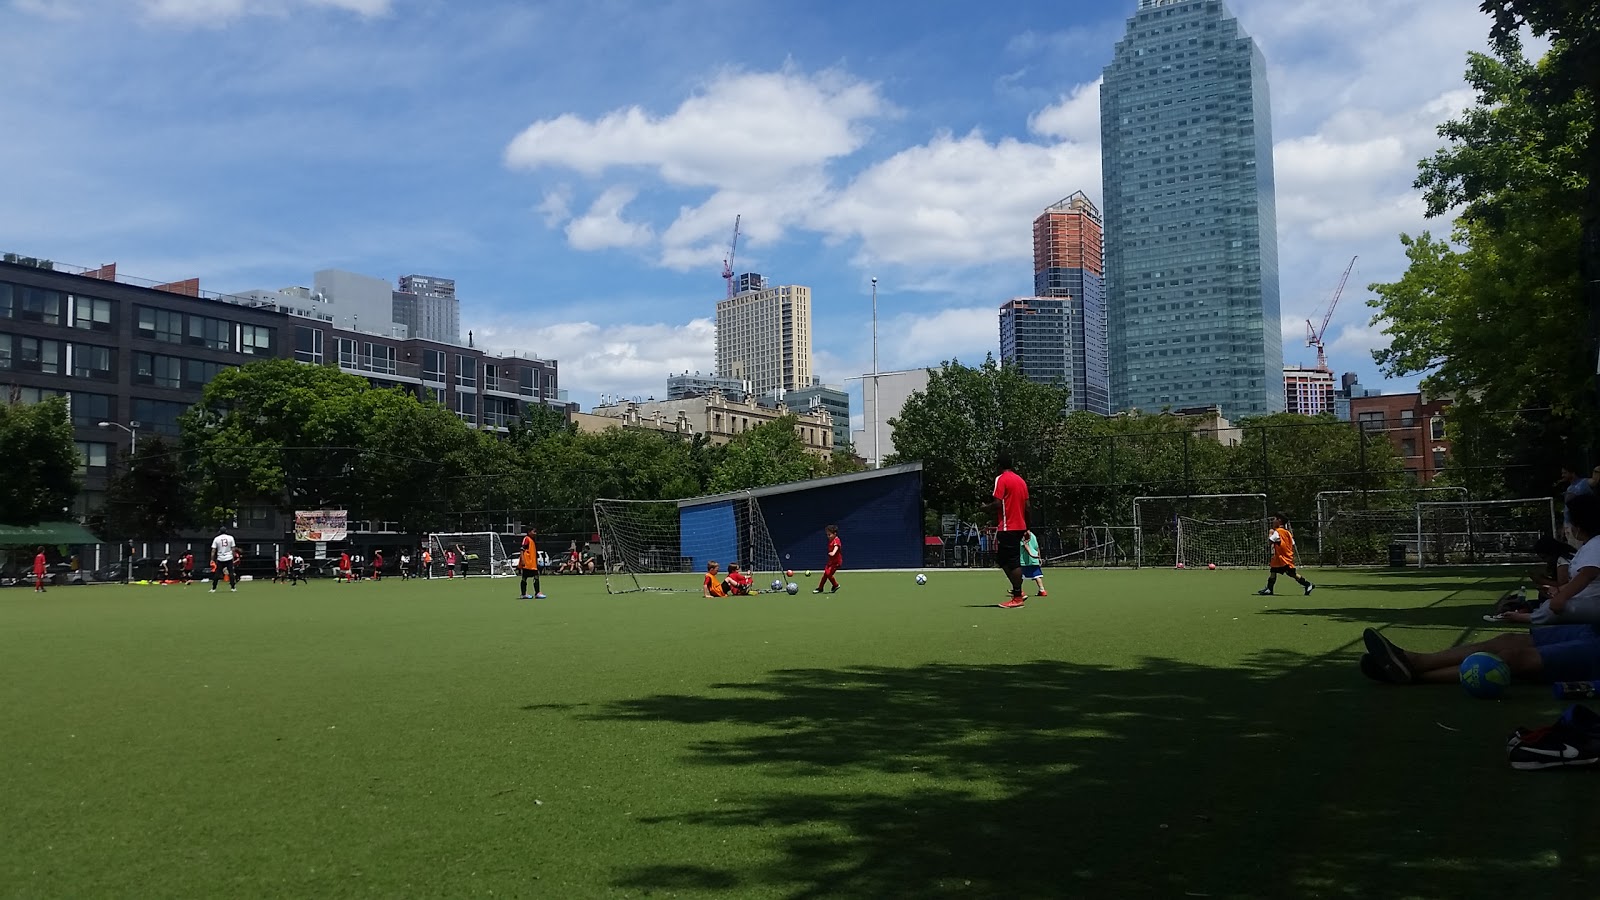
[715,274,812,397]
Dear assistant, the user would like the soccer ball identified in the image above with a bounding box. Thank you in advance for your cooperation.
[1176,562,1186,569]
[1207,563,1217,570]
[804,570,811,577]
[785,569,794,577]
[785,582,799,595]
[771,579,783,592]
[1460,652,1511,699]
[915,573,927,585]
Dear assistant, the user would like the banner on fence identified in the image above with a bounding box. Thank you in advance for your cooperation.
[294,509,348,542]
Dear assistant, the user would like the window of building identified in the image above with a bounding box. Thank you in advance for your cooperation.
[240,506,275,530]
[75,441,110,473]
[184,358,224,388]
[0,283,12,318]
[73,344,115,379]
[134,352,182,388]
[519,367,536,396]
[456,355,476,388]
[13,335,62,374]
[1430,416,1446,440]
[337,338,359,368]
[10,385,64,406]
[423,349,445,383]
[240,324,274,356]
[1432,448,1448,471]
[294,326,324,364]
[1356,411,1385,431]
[1400,438,1417,458]
[455,390,476,423]
[188,315,232,351]
[136,306,184,343]
[0,332,9,369]
[363,342,397,375]
[73,296,113,331]
[1399,409,1415,427]
[132,398,188,436]
[69,392,113,428]
[18,288,62,325]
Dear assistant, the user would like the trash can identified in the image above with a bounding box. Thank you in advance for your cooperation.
[1388,543,1407,567]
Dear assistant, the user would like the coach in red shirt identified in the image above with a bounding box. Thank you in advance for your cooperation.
[989,451,1031,609]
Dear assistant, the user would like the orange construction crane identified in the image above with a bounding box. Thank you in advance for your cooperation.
[1305,255,1357,371]
[721,215,741,299]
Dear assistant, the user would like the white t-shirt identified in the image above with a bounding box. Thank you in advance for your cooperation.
[211,534,237,562]
[1533,536,1600,624]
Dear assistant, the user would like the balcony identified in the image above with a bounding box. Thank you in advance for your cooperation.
[483,374,538,398]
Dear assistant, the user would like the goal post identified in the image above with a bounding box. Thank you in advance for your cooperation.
[1133,494,1269,569]
[1316,486,1468,565]
[594,493,782,594]
[424,532,511,576]
[1415,497,1558,567]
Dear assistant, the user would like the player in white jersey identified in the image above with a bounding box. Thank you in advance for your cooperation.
[210,526,240,594]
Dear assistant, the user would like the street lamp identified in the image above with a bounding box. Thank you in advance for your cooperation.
[870,276,879,470]
[98,420,140,455]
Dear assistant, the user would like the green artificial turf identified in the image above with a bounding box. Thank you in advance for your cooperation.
[1,567,1595,899]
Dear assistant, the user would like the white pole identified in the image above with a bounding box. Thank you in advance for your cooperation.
[871,276,879,469]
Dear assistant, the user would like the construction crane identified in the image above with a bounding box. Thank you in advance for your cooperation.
[721,214,741,299]
[1305,255,1357,372]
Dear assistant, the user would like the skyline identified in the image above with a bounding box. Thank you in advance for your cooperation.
[1,0,1500,425]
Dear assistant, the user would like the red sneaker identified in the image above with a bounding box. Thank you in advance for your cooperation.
[998,597,1026,609]
[1036,590,1049,597]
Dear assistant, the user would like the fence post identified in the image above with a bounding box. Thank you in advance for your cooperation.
[1259,427,1271,511]
[1183,431,1193,499]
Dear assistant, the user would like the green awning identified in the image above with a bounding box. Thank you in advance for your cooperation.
[0,522,102,546]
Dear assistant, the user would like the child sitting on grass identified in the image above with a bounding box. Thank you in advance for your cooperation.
[702,561,726,598]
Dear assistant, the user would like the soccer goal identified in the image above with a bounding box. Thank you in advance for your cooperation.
[1043,526,1137,567]
[425,532,511,577]
[1133,494,1269,569]
[1415,497,1558,567]
[594,493,782,593]
[1316,487,1468,566]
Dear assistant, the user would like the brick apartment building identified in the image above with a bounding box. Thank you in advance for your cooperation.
[1348,392,1452,482]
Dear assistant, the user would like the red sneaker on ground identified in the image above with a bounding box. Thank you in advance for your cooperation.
[999,597,1026,609]
[1036,590,1049,597]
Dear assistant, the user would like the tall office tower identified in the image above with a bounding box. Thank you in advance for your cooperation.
[395,274,461,343]
[999,297,1073,390]
[715,275,813,398]
[1101,0,1283,416]
[1031,192,1110,414]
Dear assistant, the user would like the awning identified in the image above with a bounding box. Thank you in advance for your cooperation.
[0,521,103,546]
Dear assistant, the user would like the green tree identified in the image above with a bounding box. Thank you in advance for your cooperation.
[1230,414,1408,524]
[708,415,819,493]
[90,435,194,539]
[886,357,1070,519]
[0,396,79,525]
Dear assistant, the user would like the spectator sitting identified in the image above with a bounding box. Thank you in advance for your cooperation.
[1363,492,1600,686]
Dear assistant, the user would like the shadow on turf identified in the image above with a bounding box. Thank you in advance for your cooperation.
[1259,606,1500,628]
[570,653,1596,900]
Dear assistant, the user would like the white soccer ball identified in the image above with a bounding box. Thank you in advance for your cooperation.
[770,579,783,592]
[785,582,799,595]
[915,573,927,585]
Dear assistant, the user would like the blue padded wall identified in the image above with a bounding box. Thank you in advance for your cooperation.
[757,469,923,570]
[680,501,737,573]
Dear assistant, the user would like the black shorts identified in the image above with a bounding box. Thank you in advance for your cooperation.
[996,530,1026,569]
[519,567,538,578]
[1271,565,1297,576]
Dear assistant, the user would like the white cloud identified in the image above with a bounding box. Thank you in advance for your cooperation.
[537,186,572,228]
[139,0,390,23]
[563,186,654,252]
[884,306,998,371]
[475,318,716,403]
[1027,78,1102,144]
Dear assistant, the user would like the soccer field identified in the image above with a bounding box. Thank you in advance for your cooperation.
[1,568,1594,899]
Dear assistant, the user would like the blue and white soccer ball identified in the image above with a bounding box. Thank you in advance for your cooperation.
[770,579,783,592]
[915,573,927,585]
[785,582,799,595]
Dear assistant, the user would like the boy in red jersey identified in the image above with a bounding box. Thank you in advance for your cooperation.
[812,525,842,594]
[371,549,385,581]
[33,546,47,593]
[989,451,1031,608]
[338,551,352,584]
[181,551,194,586]
[276,554,290,584]
[724,563,754,596]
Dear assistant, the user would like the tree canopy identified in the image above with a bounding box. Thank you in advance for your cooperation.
[0,396,79,525]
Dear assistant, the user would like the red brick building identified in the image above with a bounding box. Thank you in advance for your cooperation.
[1348,392,1452,482]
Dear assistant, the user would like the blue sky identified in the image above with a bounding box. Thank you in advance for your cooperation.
[2,0,1497,419]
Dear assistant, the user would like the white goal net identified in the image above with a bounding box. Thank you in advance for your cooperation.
[1041,526,1137,567]
[594,493,782,593]
[1316,487,1467,565]
[1415,497,1558,567]
[425,532,511,577]
[1133,494,1269,569]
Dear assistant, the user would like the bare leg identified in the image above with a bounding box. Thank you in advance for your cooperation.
[1401,632,1544,682]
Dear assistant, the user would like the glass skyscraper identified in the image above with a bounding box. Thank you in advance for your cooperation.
[1101,0,1283,416]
